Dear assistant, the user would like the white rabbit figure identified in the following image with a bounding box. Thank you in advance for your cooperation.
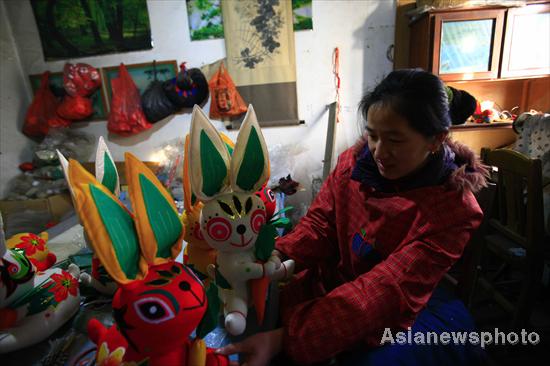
[57,136,118,296]
[189,105,293,335]
[0,212,81,353]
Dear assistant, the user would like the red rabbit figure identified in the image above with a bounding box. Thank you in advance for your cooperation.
[66,152,228,366]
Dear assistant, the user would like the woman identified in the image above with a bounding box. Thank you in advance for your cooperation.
[217,69,488,365]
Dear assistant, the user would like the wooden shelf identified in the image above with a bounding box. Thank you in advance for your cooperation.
[451,122,513,130]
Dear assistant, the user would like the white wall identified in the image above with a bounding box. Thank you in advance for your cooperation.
[0,1,36,198]
[1,0,395,205]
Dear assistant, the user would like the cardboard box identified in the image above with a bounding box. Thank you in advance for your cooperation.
[0,193,74,237]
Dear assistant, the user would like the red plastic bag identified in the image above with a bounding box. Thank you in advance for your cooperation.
[208,62,247,119]
[57,95,93,120]
[57,63,99,120]
[107,64,152,136]
[23,72,71,138]
[63,63,101,97]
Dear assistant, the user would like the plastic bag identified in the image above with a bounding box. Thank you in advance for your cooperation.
[150,138,184,201]
[56,63,100,120]
[141,62,178,122]
[57,95,94,120]
[163,63,209,109]
[208,62,247,119]
[5,128,94,201]
[23,72,71,138]
[107,63,152,136]
[63,63,101,97]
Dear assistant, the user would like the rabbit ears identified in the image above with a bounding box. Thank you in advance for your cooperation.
[67,153,184,284]
[58,136,120,199]
[189,105,269,201]
[183,132,235,211]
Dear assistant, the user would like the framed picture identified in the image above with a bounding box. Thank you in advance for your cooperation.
[30,0,152,61]
[187,0,312,42]
[29,72,108,121]
[102,61,179,107]
[293,0,313,31]
[187,0,224,41]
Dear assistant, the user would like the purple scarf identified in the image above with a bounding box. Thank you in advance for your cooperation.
[351,143,458,193]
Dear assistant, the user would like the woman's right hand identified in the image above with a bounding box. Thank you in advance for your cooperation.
[215,328,284,366]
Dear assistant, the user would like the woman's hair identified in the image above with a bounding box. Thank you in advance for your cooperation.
[359,69,451,137]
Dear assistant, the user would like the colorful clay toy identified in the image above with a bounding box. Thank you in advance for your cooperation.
[66,153,228,365]
[182,134,217,282]
[6,231,56,271]
[0,214,81,354]
[58,136,118,296]
[188,105,294,335]
[182,131,235,281]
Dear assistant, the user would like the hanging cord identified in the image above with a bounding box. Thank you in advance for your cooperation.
[152,59,158,81]
[333,47,341,123]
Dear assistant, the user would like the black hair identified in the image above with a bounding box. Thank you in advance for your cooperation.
[359,69,451,137]
[447,86,477,125]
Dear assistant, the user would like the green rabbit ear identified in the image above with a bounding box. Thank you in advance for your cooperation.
[230,105,270,193]
[189,105,231,201]
[68,159,142,284]
[125,153,183,263]
[95,136,120,197]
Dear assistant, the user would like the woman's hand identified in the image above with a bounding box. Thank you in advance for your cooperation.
[216,328,284,366]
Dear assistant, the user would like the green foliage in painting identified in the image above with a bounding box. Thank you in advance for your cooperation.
[187,0,224,41]
[30,0,152,60]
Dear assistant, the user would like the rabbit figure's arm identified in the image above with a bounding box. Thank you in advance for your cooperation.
[217,252,266,283]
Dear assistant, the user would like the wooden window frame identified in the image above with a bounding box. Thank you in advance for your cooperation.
[500,3,550,78]
[432,9,505,82]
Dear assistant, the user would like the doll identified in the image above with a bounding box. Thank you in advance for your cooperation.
[66,153,228,366]
[0,214,81,353]
[188,105,293,335]
[58,136,118,295]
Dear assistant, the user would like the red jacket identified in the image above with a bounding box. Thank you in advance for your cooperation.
[276,140,487,365]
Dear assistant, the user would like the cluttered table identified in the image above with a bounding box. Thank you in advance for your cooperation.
[1,213,284,365]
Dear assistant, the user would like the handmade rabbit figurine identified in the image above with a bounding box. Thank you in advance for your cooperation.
[66,152,228,366]
[0,213,81,354]
[182,134,216,282]
[58,136,118,296]
[182,132,236,281]
[6,231,56,271]
[188,105,293,335]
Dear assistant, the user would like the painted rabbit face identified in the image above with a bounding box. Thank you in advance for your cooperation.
[113,262,206,352]
[189,106,271,251]
[201,192,266,252]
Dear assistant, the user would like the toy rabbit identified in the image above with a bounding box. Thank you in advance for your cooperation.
[182,132,236,281]
[58,136,118,296]
[182,134,217,282]
[66,152,228,366]
[0,213,81,354]
[188,105,293,335]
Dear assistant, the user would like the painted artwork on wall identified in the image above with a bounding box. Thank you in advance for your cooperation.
[29,72,108,120]
[30,0,152,61]
[102,60,178,108]
[222,0,299,126]
[293,0,313,31]
[187,0,224,41]
[187,0,312,42]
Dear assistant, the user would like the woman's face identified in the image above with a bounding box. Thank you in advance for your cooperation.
[366,104,441,180]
